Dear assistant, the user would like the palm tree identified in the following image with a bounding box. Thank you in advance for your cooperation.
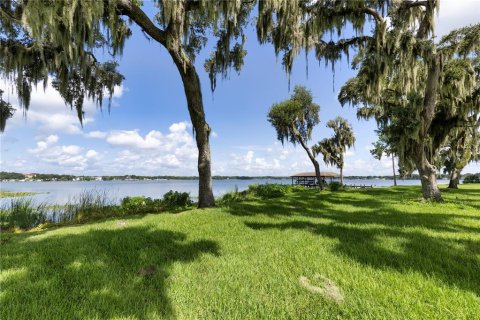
[313,117,355,185]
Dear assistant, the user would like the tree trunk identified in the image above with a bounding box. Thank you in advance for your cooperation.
[392,155,397,186]
[415,54,442,201]
[297,135,324,190]
[414,155,443,201]
[116,1,215,207]
[311,159,323,188]
[170,52,215,208]
[340,166,344,185]
[448,168,460,189]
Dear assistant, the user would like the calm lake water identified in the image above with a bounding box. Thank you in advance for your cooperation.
[1,178,450,205]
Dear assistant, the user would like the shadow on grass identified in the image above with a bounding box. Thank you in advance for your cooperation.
[1,226,219,319]
[225,188,480,296]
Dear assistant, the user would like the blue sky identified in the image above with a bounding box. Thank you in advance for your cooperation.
[1,0,479,176]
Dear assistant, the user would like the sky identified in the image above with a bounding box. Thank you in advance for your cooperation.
[1,0,480,177]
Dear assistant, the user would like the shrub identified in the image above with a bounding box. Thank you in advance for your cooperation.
[329,181,344,191]
[121,196,163,214]
[463,173,480,184]
[253,184,290,199]
[0,198,48,230]
[290,185,306,192]
[218,190,249,205]
[162,191,192,208]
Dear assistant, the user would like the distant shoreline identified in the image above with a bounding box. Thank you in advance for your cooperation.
[2,176,442,182]
[1,170,461,182]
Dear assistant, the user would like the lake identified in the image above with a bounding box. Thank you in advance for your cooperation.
[1,178,451,205]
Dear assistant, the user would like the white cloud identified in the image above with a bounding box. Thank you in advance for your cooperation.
[345,149,355,158]
[85,131,108,139]
[105,122,195,155]
[1,79,123,135]
[99,122,198,174]
[27,136,101,172]
[106,130,163,149]
[86,150,99,159]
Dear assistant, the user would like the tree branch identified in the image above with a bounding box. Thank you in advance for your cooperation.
[363,7,383,24]
[399,0,429,10]
[116,0,167,45]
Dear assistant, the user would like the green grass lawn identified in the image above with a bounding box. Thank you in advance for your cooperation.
[1,185,479,319]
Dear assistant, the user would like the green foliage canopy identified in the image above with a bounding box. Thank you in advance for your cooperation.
[267,85,320,146]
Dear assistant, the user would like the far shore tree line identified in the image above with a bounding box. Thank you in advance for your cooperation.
[1,170,465,183]
[1,0,479,205]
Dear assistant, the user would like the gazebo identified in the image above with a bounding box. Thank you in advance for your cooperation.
[291,171,339,187]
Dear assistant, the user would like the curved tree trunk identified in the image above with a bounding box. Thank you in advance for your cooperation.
[172,55,215,208]
[340,166,344,185]
[313,159,323,189]
[297,136,324,190]
[448,168,460,189]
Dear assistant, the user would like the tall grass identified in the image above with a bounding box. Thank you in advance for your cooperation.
[1,189,193,230]
[0,198,48,230]
[52,189,118,223]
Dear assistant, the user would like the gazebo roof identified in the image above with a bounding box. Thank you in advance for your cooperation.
[291,171,339,178]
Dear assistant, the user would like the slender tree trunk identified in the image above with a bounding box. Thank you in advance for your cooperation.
[170,52,215,208]
[296,135,324,190]
[448,168,460,189]
[313,159,323,189]
[392,155,397,186]
[340,166,344,185]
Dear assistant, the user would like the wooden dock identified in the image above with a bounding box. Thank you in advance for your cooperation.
[347,184,373,189]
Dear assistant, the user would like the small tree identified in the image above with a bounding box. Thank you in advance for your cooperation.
[313,117,355,185]
[439,120,480,189]
[371,133,398,186]
[267,86,324,189]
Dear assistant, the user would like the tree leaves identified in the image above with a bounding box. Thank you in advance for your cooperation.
[267,85,320,145]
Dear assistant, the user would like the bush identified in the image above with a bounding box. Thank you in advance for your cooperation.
[0,198,48,230]
[218,190,249,205]
[162,191,192,208]
[290,185,306,192]
[121,196,162,214]
[463,173,480,184]
[329,181,344,191]
[252,184,290,199]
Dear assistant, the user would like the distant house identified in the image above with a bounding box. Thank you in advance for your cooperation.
[24,173,37,180]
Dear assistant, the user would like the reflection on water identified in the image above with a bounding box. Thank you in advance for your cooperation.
[0,178,450,205]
